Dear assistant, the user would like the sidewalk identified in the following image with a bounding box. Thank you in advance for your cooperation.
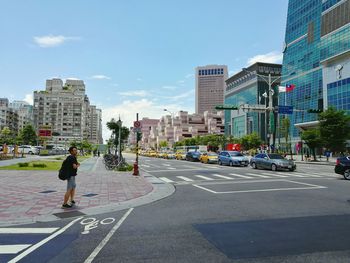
[0,156,174,226]
[283,154,337,166]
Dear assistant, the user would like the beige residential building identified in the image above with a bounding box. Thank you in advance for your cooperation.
[9,101,34,131]
[33,78,103,145]
[0,98,19,133]
[140,110,224,149]
[195,65,228,114]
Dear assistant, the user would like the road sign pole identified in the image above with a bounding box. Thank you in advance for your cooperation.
[133,113,140,176]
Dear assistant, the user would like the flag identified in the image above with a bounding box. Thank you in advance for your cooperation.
[278,86,286,92]
[286,84,296,92]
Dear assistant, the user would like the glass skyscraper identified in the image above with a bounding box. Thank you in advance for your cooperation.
[281,0,350,146]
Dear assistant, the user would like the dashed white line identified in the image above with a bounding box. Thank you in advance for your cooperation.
[211,174,233,180]
[194,175,215,181]
[246,173,272,178]
[177,176,194,182]
[229,173,253,179]
[159,177,174,183]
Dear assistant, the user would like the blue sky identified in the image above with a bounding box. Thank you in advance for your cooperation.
[0,0,288,140]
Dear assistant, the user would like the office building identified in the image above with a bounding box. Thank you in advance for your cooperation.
[225,63,281,144]
[281,0,350,146]
[195,65,228,114]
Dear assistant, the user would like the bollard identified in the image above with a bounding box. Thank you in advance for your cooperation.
[133,162,139,176]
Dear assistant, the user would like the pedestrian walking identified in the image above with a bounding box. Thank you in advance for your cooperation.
[62,146,80,209]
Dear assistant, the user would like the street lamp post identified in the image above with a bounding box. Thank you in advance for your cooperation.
[116,117,122,164]
[242,69,281,152]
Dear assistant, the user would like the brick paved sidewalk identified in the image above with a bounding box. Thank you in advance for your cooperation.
[0,157,153,226]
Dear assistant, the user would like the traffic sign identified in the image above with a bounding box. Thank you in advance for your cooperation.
[278,105,293,114]
[133,121,141,128]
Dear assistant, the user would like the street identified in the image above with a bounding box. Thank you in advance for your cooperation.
[2,156,350,262]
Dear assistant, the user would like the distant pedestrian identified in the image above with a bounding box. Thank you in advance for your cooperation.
[62,146,80,209]
[97,150,100,157]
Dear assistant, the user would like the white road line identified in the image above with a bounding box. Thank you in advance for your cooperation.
[167,167,176,170]
[0,228,59,234]
[84,208,134,263]
[0,245,31,254]
[205,166,219,169]
[290,173,308,177]
[177,176,194,182]
[212,174,233,180]
[307,174,323,177]
[194,175,215,181]
[162,164,171,166]
[9,217,83,263]
[229,173,253,179]
[159,177,174,183]
[246,173,272,178]
[262,173,288,178]
[142,165,151,168]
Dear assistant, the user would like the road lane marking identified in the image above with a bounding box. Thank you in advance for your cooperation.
[84,208,134,263]
[246,173,272,178]
[194,175,214,181]
[167,167,176,170]
[229,173,253,179]
[212,174,233,180]
[0,228,59,234]
[262,173,288,178]
[9,217,83,263]
[159,177,174,183]
[177,176,194,182]
[0,245,31,254]
[142,165,151,168]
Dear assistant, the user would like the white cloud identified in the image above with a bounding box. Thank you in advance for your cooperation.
[118,90,148,97]
[23,94,33,105]
[185,74,194,79]
[162,86,177,90]
[247,51,283,66]
[33,35,79,48]
[165,89,195,101]
[91,75,111,80]
[101,99,193,141]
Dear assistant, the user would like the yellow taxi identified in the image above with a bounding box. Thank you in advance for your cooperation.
[199,152,219,164]
[175,151,186,160]
[148,150,157,157]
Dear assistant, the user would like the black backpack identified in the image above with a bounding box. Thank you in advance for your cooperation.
[58,158,69,180]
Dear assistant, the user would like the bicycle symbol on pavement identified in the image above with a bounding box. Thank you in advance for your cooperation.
[80,217,115,234]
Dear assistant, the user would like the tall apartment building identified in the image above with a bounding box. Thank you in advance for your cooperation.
[0,98,19,133]
[281,0,350,146]
[33,78,103,145]
[9,101,34,131]
[195,65,228,114]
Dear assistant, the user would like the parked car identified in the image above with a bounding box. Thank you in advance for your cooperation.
[165,151,176,159]
[186,151,202,162]
[218,151,249,166]
[175,151,186,160]
[16,145,39,155]
[335,156,350,180]
[250,153,296,171]
[200,152,218,164]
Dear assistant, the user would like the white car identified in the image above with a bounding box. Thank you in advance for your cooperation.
[16,145,39,155]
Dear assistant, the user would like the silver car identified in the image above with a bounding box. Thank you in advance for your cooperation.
[250,153,296,171]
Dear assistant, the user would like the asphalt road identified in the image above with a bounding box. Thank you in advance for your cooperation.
[3,156,350,262]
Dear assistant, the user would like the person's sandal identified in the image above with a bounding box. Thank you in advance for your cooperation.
[62,203,72,209]
[71,200,76,204]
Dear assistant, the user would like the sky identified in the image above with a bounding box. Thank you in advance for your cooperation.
[0,0,289,141]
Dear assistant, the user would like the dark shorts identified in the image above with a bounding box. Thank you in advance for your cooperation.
[67,176,76,190]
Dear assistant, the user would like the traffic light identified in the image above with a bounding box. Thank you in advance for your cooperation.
[215,105,239,110]
[307,109,323,113]
[136,132,142,141]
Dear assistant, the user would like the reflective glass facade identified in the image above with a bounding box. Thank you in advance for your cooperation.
[281,0,350,140]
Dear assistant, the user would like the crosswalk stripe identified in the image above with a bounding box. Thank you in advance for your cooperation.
[246,173,272,178]
[229,173,253,179]
[177,176,194,182]
[167,167,176,170]
[289,173,308,177]
[262,172,288,178]
[212,174,233,179]
[142,165,151,168]
[159,177,174,183]
[194,175,215,180]
[0,228,59,234]
[0,244,31,254]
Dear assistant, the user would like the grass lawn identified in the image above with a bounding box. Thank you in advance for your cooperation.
[0,161,61,170]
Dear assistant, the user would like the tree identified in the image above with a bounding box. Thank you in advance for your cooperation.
[280,118,291,152]
[319,107,350,153]
[0,127,12,144]
[301,129,323,161]
[106,118,130,154]
[19,124,37,145]
[159,141,168,148]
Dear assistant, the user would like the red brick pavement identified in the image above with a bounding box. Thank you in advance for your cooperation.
[0,158,153,225]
